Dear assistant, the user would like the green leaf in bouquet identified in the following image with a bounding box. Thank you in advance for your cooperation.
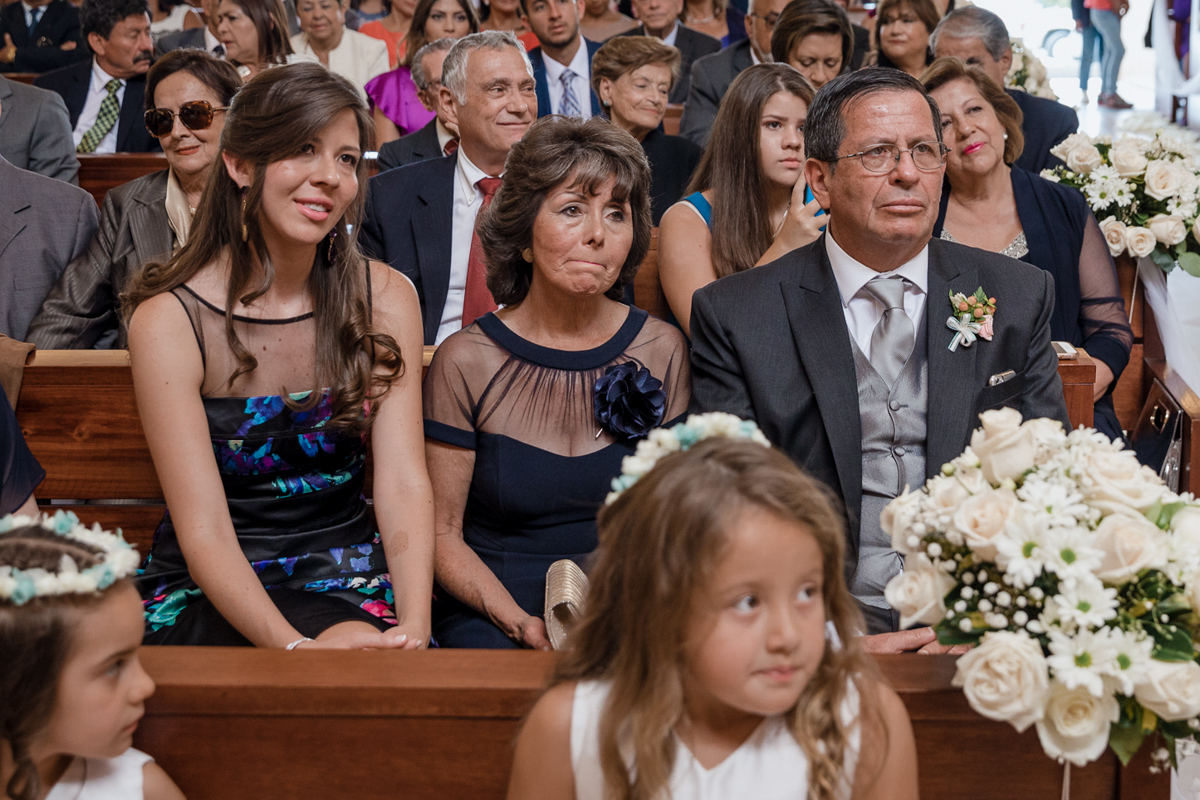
[1154,500,1192,528]
[1149,621,1196,661]
[935,622,983,647]
[1178,242,1190,257]
[1109,715,1148,766]
[1150,249,1177,273]
[1179,251,1200,277]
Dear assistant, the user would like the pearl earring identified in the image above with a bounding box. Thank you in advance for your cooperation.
[1003,132,1009,140]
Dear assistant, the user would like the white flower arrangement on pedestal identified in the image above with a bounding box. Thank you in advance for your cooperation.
[882,409,1200,768]
[1042,127,1200,278]
[1005,39,1057,101]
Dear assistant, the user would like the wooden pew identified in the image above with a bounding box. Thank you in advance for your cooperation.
[133,647,1169,800]
[663,104,683,137]
[16,347,435,555]
[5,72,38,85]
[631,228,1098,430]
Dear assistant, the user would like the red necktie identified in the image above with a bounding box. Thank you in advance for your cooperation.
[444,138,459,156]
[461,176,502,329]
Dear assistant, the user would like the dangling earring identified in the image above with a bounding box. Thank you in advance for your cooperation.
[239,186,249,242]
[521,248,533,263]
[327,229,339,262]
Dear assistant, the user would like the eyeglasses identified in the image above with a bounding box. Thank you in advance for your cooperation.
[748,11,780,25]
[144,100,229,138]
[831,141,948,173]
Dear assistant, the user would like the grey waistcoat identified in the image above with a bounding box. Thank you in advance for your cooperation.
[846,311,929,612]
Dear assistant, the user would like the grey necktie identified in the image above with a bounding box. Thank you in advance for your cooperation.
[862,276,914,387]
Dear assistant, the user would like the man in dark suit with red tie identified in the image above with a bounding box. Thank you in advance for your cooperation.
[360,31,536,346]
[0,0,88,73]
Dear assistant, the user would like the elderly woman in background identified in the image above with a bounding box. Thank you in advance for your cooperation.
[359,0,417,67]
[771,0,853,90]
[27,51,240,350]
[217,0,297,77]
[592,37,701,225]
[923,57,1131,441]
[365,0,477,143]
[424,116,691,649]
[291,0,390,94]
[870,0,938,77]
[681,0,746,46]
[658,63,821,334]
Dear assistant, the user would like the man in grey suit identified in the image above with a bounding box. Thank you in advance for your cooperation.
[614,0,720,104]
[376,38,458,172]
[0,76,79,184]
[0,154,98,342]
[689,69,1070,650]
[678,0,788,146]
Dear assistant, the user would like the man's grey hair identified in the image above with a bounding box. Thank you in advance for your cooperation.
[411,38,456,91]
[805,68,942,168]
[441,30,535,105]
[930,7,1011,62]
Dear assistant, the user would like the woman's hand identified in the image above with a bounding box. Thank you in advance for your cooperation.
[514,615,552,651]
[756,176,826,267]
[298,627,421,650]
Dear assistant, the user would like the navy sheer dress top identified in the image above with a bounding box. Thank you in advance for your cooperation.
[1,384,44,516]
[424,307,691,648]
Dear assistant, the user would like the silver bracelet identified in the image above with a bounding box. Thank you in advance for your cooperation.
[285,636,314,651]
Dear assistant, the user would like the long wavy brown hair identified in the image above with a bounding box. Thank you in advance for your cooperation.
[122,63,404,434]
[685,63,814,279]
[552,438,884,800]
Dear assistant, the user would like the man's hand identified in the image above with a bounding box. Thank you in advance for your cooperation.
[860,628,972,655]
[0,34,17,64]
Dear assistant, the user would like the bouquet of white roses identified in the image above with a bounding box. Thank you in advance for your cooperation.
[1005,39,1056,101]
[1042,128,1200,278]
[883,409,1200,768]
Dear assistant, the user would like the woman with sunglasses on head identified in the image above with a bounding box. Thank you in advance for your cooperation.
[27,51,241,350]
[123,63,435,650]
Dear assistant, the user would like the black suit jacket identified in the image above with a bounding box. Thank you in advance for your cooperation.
[689,235,1070,578]
[34,58,160,153]
[640,127,701,225]
[529,39,603,118]
[27,169,172,349]
[850,24,869,70]
[678,39,753,147]
[376,119,443,172]
[0,0,87,73]
[360,154,456,345]
[1010,88,1077,174]
[615,24,721,104]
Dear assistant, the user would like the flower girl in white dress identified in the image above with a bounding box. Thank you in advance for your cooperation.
[508,436,920,800]
[0,514,185,800]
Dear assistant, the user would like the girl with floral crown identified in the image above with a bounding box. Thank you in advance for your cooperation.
[507,433,920,800]
[0,514,185,800]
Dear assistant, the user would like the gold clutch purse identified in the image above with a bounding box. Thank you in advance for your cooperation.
[544,559,589,651]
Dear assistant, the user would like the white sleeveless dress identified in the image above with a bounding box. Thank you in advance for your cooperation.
[570,680,861,800]
[44,749,153,800]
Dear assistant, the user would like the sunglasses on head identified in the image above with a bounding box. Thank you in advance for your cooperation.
[144,100,228,138]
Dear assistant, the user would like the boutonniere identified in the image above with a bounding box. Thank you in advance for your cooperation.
[946,288,996,352]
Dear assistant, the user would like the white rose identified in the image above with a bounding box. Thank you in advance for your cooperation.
[1192,215,1200,247]
[927,475,971,511]
[970,409,1036,485]
[1134,660,1200,721]
[953,487,1019,561]
[1124,226,1158,259]
[1036,680,1120,767]
[1149,214,1188,247]
[1171,508,1200,574]
[953,630,1051,732]
[1051,132,1093,163]
[1065,143,1103,175]
[881,488,924,551]
[884,559,955,628]
[1109,144,1149,178]
[1082,449,1166,515]
[1098,216,1128,258]
[1092,513,1168,584]
[1145,160,1185,201]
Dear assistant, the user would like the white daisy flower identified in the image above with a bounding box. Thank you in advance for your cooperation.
[1047,628,1115,697]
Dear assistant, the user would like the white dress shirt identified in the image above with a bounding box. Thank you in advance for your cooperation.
[440,149,498,344]
[435,118,455,153]
[72,59,126,154]
[653,21,679,46]
[542,37,594,119]
[824,232,928,361]
[22,1,44,32]
[290,28,389,98]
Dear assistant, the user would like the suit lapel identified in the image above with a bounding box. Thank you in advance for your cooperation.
[585,39,602,116]
[414,121,438,160]
[414,157,455,344]
[925,240,979,475]
[0,163,29,261]
[5,3,29,47]
[128,173,173,266]
[116,77,144,151]
[63,59,89,126]
[779,245,863,531]
[530,49,551,118]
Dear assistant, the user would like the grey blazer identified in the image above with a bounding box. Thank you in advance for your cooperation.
[689,235,1071,579]
[0,156,98,342]
[615,24,721,104]
[678,39,753,148]
[0,76,79,184]
[27,170,173,350]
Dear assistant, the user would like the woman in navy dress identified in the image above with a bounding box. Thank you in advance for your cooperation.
[1,384,43,519]
[424,117,690,649]
[924,58,1132,442]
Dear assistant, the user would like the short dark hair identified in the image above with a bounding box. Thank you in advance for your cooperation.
[80,0,150,40]
[805,67,942,165]
[478,116,652,305]
[145,49,242,112]
[770,0,853,75]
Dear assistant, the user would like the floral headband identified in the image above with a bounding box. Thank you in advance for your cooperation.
[0,512,141,606]
[605,412,772,504]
